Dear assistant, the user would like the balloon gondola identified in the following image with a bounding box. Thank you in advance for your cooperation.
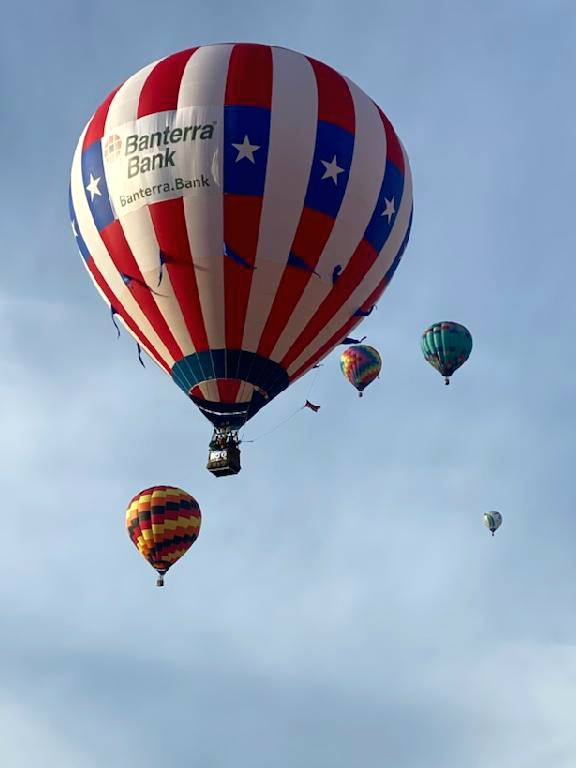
[206,428,241,477]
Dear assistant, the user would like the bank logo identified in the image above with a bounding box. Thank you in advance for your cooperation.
[104,134,122,162]
[124,122,216,178]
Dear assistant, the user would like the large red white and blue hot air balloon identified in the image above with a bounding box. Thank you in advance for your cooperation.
[69,43,413,473]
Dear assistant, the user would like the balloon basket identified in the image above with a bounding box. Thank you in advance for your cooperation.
[207,430,242,477]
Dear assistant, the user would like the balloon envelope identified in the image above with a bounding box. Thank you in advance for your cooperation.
[340,344,382,395]
[70,43,413,429]
[483,511,502,535]
[125,486,201,584]
[421,321,472,383]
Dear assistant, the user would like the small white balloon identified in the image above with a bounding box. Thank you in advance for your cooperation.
[483,511,502,536]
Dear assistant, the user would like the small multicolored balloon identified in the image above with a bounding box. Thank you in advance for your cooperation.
[340,345,382,397]
[421,321,472,385]
[125,486,201,586]
[483,511,502,537]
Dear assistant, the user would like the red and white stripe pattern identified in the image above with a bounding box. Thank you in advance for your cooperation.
[70,43,413,421]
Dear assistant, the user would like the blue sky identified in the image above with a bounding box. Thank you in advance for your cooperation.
[1,0,576,765]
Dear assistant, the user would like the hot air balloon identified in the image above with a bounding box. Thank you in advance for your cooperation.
[483,511,502,537]
[421,321,472,385]
[125,486,201,585]
[69,43,413,474]
[340,344,382,396]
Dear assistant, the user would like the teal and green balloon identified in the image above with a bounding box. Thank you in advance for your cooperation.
[421,321,472,385]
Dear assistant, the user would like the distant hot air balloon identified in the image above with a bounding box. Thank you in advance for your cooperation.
[69,43,413,473]
[483,511,502,537]
[421,321,472,384]
[125,486,201,585]
[340,344,382,396]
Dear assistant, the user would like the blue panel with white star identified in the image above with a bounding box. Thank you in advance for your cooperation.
[81,141,115,233]
[223,105,271,196]
[68,186,90,263]
[363,159,405,253]
[303,121,354,219]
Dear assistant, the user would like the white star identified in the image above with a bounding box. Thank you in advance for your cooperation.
[321,155,345,185]
[71,219,78,238]
[85,173,102,201]
[232,135,260,163]
[381,197,396,223]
